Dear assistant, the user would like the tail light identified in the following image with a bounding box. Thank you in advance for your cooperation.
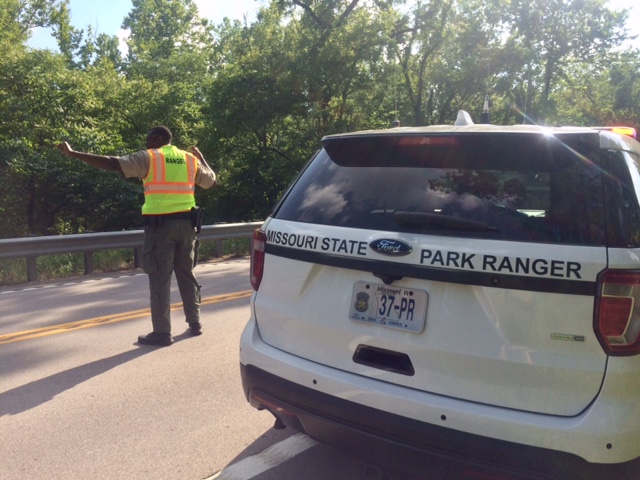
[250,229,266,291]
[594,270,640,355]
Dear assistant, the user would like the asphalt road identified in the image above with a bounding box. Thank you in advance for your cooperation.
[0,258,408,480]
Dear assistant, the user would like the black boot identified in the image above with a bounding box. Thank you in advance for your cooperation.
[138,332,174,346]
[188,322,203,336]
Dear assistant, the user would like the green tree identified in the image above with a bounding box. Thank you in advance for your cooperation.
[279,0,396,130]
[123,0,213,63]
[120,0,214,151]
[0,0,75,58]
[0,47,142,237]
[2,0,639,241]
[502,0,628,124]
[74,29,124,70]
[392,0,455,125]
[205,1,399,220]
[204,6,306,221]
[48,0,84,63]
[553,49,640,127]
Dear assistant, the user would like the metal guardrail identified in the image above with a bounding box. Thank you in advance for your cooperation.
[0,222,263,282]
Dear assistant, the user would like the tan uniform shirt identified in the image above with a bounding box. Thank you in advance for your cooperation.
[117,150,217,189]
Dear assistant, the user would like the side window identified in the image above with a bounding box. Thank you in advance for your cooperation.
[603,150,640,247]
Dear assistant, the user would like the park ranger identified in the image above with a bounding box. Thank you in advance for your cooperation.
[57,126,217,346]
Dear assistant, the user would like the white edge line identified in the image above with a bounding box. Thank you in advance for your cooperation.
[205,434,318,480]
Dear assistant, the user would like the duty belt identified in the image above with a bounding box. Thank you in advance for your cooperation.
[143,211,192,227]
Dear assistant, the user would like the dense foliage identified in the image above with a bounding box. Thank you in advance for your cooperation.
[1,0,638,238]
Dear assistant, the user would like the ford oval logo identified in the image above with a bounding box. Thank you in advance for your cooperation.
[369,238,413,256]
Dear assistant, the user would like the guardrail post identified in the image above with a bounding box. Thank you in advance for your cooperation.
[26,256,38,282]
[134,247,143,269]
[84,252,94,275]
[215,239,224,258]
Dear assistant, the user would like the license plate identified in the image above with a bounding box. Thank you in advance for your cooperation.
[349,281,428,333]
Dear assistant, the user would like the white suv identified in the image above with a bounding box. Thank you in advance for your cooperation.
[240,116,640,479]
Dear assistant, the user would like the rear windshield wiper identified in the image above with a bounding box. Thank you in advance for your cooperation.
[392,211,499,232]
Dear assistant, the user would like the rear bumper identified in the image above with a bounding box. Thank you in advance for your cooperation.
[242,364,639,480]
[240,318,640,479]
[242,364,546,479]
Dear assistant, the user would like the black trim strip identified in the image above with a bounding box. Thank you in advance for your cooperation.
[265,244,596,296]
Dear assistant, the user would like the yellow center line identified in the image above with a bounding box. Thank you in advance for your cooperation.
[0,290,253,345]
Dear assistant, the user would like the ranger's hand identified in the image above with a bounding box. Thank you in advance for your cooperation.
[189,145,216,187]
[189,146,204,161]
[57,142,74,157]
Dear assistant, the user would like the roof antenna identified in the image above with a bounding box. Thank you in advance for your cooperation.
[480,61,490,124]
[392,87,401,128]
[480,95,490,124]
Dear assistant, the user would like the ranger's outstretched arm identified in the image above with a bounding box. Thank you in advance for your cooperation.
[57,142,123,173]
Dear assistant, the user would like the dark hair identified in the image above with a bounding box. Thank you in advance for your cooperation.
[147,126,173,144]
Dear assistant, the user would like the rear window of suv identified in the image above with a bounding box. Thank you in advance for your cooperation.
[275,132,607,246]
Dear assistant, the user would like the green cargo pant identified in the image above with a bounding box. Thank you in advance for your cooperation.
[142,218,201,334]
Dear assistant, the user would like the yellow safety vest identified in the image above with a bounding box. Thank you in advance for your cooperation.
[142,145,197,215]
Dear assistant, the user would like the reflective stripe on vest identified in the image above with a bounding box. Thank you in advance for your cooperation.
[142,145,197,215]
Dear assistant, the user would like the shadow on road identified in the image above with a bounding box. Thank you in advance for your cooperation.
[0,348,150,416]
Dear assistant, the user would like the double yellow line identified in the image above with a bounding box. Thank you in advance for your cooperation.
[0,290,252,345]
